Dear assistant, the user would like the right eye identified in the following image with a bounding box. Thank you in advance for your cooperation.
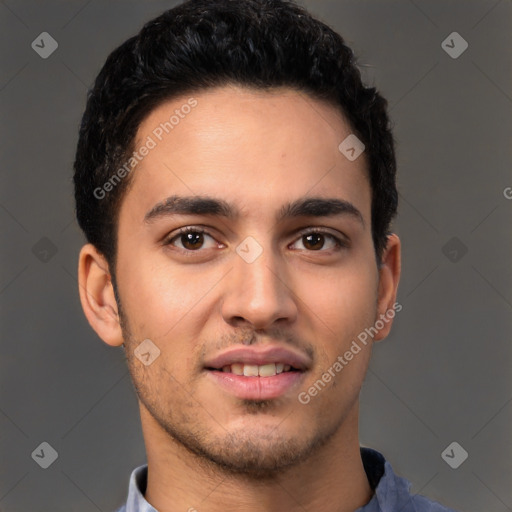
[163,227,220,252]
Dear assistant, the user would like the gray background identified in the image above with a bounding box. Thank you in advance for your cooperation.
[0,0,510,510]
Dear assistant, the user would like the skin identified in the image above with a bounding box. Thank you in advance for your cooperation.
[78,85,400,512]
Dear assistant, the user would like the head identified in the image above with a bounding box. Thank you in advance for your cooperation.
[75,0,400,478]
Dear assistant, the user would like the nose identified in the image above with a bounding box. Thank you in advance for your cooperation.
[221,243,298,330]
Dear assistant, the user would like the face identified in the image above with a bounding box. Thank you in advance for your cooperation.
[80,85,400,478]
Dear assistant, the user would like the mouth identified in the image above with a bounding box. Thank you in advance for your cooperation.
[206,362,300,377]
[205,366,306,400]
[204,344,313,400]
[203,346,310,400]
[203,345,311,374]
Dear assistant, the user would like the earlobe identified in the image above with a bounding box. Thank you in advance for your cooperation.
[77,243,124,347]
[374,233,401,342]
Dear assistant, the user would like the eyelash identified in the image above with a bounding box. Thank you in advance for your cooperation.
[163,226,348,254]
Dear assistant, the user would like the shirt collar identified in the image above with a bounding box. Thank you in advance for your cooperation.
[355,447,416,512]
[123,447,413,512]
[124,462,156,512]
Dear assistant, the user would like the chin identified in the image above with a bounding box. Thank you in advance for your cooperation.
[167,417,339,480]
[193,435,313,479]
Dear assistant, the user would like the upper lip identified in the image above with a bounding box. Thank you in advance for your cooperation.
[204,346,312,371]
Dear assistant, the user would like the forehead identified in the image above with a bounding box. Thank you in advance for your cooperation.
[120,85,371,225]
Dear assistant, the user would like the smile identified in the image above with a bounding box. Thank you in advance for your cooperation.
[205,364,306,400]
[210,362,296,377]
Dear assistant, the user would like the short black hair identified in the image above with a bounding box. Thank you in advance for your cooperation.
[73,0,397,279]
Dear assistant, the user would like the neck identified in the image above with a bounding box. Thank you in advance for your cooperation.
[140,403,373,512]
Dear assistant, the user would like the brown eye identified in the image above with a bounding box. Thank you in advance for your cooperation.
[302,233,326,250]
[291,230,344,252]
[165,228,217,251]
[180,231,205,250]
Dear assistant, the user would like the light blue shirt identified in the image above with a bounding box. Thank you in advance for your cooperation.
[114,447,458,512]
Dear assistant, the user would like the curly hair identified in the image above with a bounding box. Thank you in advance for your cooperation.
[73,0,397,277]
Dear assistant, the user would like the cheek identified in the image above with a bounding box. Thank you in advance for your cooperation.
[299,265,377,405]
[294,260,378,342]
[118,255,201,340]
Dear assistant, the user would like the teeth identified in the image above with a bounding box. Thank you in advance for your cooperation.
[219,363,294,376]
[258,363,276,377]
[243,364,259,376]
[231,363,244,376]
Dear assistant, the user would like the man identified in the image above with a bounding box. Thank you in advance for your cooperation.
[73,0,458,510]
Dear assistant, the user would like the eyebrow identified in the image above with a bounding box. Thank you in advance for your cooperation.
[144,195,364,226]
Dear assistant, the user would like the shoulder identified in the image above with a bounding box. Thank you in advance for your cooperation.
[360,447,459,512]
[408,492,459,511]
[382,458,459,511]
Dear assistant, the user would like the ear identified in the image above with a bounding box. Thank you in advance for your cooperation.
[77,243,124,347]
[373,233,401,342]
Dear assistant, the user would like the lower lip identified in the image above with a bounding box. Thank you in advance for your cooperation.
[206,370,305,400]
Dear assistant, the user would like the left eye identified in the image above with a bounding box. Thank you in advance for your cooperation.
[290,231,342,251]
[164,228,218,251]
